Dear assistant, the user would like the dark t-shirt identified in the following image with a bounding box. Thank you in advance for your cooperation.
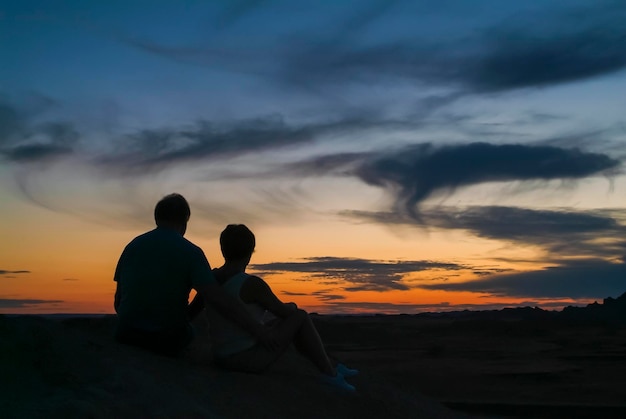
[114,227,216,333]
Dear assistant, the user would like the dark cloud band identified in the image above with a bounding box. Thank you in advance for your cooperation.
[251,256,469,292]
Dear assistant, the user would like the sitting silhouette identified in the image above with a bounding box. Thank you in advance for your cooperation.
[114,194,276,357]
[189,224,357,391]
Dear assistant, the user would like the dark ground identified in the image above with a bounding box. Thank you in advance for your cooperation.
[314,310,626,418]
[3,297,626,418]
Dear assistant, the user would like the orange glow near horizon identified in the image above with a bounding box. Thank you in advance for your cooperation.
[0,192,610,316]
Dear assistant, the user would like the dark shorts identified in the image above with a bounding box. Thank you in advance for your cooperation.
[214,318,287,374]
[115,323,194,357]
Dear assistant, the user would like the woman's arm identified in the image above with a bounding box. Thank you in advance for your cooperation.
[240,275,297,318]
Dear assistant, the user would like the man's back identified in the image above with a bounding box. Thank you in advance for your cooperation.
[114,227,214,333]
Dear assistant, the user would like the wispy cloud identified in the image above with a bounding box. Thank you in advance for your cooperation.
[112,2,626,96]
[251,256,469,292]
[0,270,31,278]
[0,298,64,308]
[312,290,347,302]
[420,259,626,299]
[97,116,315,174]
[280,2,626,93]
[0,101,79,163]
[96,111,438,176]
[346,206,626,261]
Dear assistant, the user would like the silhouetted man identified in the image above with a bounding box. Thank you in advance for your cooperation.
[114,193,273,356]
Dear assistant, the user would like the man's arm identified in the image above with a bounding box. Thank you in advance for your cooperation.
[187,291,204,320]
[240,275,298,318]
[196,281,278,347]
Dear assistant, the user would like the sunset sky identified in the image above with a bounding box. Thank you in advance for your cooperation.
[1,0,625,314]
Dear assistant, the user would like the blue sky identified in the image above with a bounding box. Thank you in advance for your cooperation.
[1,0,625,313]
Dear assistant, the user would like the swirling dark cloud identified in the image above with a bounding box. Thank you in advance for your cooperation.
[295,143,620,217]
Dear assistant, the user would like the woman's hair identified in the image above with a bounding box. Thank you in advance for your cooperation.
[154,193,190,227]
[220,224,256,261]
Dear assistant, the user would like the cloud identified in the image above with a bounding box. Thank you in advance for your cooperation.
[0,298,64,308]
[1,98,355,174]
[0,101,79,163]
[463,20,626,92]
[3,143,74,162]
[312,290,347,302]
[280,152,369,177]
[420,259,626,299]
[89,109,433,177]
[280,291,308,296]
[345,206,626,300]
[0,270,31,277]
[357,143,618,216]
[112,2,626,95]
[295,143,620,217]
[426,206,626,257]
[251,256,468,292]
[281,2,626,93]
[346,206,626,261]
[96,115,393,175]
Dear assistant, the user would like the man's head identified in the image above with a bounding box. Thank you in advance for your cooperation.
[154,193,190,235]
[220,224,255,261]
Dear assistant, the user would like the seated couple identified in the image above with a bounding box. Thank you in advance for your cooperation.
[113,193,357,391]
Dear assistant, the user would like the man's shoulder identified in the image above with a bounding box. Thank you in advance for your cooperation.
[126,229,203,254]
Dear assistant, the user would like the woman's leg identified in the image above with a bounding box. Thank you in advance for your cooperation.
[216,309,308,373]
[266,309,335,376]
[217,309,336,376]
[290,311,335,376]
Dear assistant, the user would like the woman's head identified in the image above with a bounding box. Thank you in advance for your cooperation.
[220,224,256,261]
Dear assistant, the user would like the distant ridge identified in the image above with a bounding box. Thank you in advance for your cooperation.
[411,291,626,324]
[561,291,626,323]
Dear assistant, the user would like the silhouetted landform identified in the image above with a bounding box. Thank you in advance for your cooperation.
[2,294,626,418]
[391,291,626,325]
[312,293,626,419]
[560,292,626,323]
[0,314,466,419]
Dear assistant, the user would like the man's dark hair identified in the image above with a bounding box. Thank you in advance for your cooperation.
[220,224,255,261]
[154,193,190,227]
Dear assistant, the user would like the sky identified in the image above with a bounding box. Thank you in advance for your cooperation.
[1,0,625,314]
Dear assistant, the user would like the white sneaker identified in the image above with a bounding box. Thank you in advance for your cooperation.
[336,363,359,377]
[322,373,356,392]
